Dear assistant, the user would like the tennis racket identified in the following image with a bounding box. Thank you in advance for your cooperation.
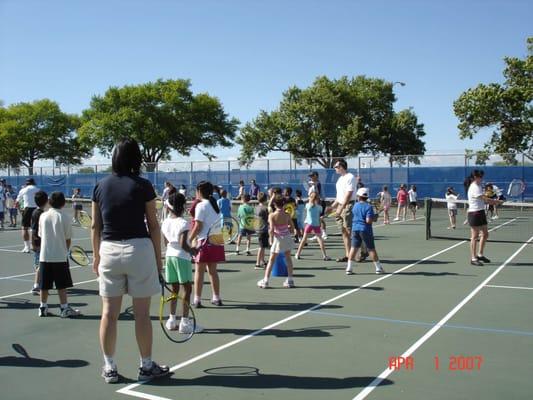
[158,276,197,343]
[507,179,526,198]
[241,214,267,233]
[204,218,234,246]
[220,216,239,244]
[77,210,92,229]
[69,245,91,266]
[283,202,296,219]
[156,199,163,210]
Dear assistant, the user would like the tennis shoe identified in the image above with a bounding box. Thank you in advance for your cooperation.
[295,254,301,260]
[257,278,269,288]
[246,250,251,256]
[101,367,119,384]
[60,306,81,318]
[321,232,328,240]
[179,317,203,334]
[283,279,295,288]
[192,300,204,309]
[211,299,223,306]
[323,255,332,261]
[165,318,177,331]
[31,285,40,295]
[470,259,483,266]
[309,236,318,241]
[393,217,400,221]
[477,255,491,263]
[137,362,170,381]
[38,306,48,317]
[375,266,385,274]
[21,246,30,253]
[345,266,354,275]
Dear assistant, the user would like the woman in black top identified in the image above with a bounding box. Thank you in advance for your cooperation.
[91,138,169,383]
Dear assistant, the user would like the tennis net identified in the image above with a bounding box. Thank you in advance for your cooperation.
[425,198,533,244]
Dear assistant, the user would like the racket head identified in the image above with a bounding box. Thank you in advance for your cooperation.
[156,199,163,210]
[508,179,526,197]
[283,202,296,218]
[206,218,228,246]
[69,245,90,266]
[159,279,196,343]
[78,210,92,229]
[241,214,266,232]
[220,217,239,244]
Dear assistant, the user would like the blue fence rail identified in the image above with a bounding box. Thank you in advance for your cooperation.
[2,165,531,201]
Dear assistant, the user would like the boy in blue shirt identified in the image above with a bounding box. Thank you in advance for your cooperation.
[346,188,384,275]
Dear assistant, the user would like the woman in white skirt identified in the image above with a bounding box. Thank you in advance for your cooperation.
[257,195,296,288]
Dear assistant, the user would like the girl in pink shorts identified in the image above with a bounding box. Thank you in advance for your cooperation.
[294,193,331,261]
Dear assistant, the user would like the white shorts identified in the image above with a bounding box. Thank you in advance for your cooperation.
[271,235,293,254]
[98,238,160,298]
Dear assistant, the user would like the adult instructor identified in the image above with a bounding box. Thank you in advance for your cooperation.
[326,159,356,263]
[91,138,169,383]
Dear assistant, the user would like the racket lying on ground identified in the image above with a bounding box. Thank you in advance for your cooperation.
[77,210,92,229]
[69,245,92,266]
[158,276,197,343]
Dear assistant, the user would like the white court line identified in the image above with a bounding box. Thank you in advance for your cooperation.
[116,242,467,399]
[0,265,85,280]
[0,236,91,250]
[0,278,98,300]
[352,234,533,400]
[117,216,517,400]
[485,284,533,291]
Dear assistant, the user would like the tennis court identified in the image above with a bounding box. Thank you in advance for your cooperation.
[1,203,532,400]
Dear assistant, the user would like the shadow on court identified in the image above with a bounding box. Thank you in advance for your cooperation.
[0,344,89,368]
[215,302,343,312]
[145,369,393,390]
[0,299,87,310]
[201,325,350,338]
[299,285,384,291]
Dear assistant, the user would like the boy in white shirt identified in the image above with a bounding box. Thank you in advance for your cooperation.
[38,192,80,318]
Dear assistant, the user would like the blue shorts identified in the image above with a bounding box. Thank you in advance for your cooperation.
[351,230,375,250]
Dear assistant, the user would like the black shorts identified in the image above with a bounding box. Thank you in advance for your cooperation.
[39,261,73,290]
[409,201,417,209]
[22,207,36,228]
[74,204,83,210]
[258,231,269,249]
[320,200,327,217]
[468,210,488,228]
[292,219,298,230]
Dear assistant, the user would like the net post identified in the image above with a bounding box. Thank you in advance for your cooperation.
[424,197,432,240]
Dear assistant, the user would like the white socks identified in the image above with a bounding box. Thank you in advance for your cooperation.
[140,357,152,369]
[104,355,116,370]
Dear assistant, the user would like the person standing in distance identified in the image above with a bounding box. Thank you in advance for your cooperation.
[16,178,40,253]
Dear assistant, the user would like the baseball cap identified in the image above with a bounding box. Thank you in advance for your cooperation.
[356,187,369,198]
[26,178,35,185]
[308,171,319,177]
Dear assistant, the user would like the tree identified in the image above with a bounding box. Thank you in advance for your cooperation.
[77,167,95,174]
[377,109,426,166]
[79,79,239,171]
[454,37,533,163]
[0,100,88,175]
[237,76,425,168]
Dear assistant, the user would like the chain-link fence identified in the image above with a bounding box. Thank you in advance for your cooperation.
[1,153,531,200]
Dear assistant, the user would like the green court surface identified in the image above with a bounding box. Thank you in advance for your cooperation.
[1,205,532,400]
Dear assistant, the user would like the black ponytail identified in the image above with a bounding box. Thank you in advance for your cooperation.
[168,192,186,217]
[197,180,220,214]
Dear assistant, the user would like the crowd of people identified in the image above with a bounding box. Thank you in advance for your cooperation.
[0,138,509,383]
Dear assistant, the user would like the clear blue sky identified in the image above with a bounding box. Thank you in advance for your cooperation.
[1,0,531,163]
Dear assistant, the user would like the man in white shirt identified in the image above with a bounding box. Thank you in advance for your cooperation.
[16,178,41,252]
[326,159,356,262]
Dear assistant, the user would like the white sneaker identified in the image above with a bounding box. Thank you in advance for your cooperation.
[309,236,318,241]
[165,318,177,331]
[179,317,203,334]
[375,266,385,274]
[393,217,400,221]
[492,215,499,220]
[321,232,328,240]
[60,306,81,318]
[283,279,295,288]
[295,254,301,260]
[21,247,30,253]
[257,278,269,288]
[345,266,354,275]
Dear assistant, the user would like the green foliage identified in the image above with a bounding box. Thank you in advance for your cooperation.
[77,167,95,174]
[454,37,533,162]
[79,79,239,170]
[0,99,88,174]
[237,76,425,167]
